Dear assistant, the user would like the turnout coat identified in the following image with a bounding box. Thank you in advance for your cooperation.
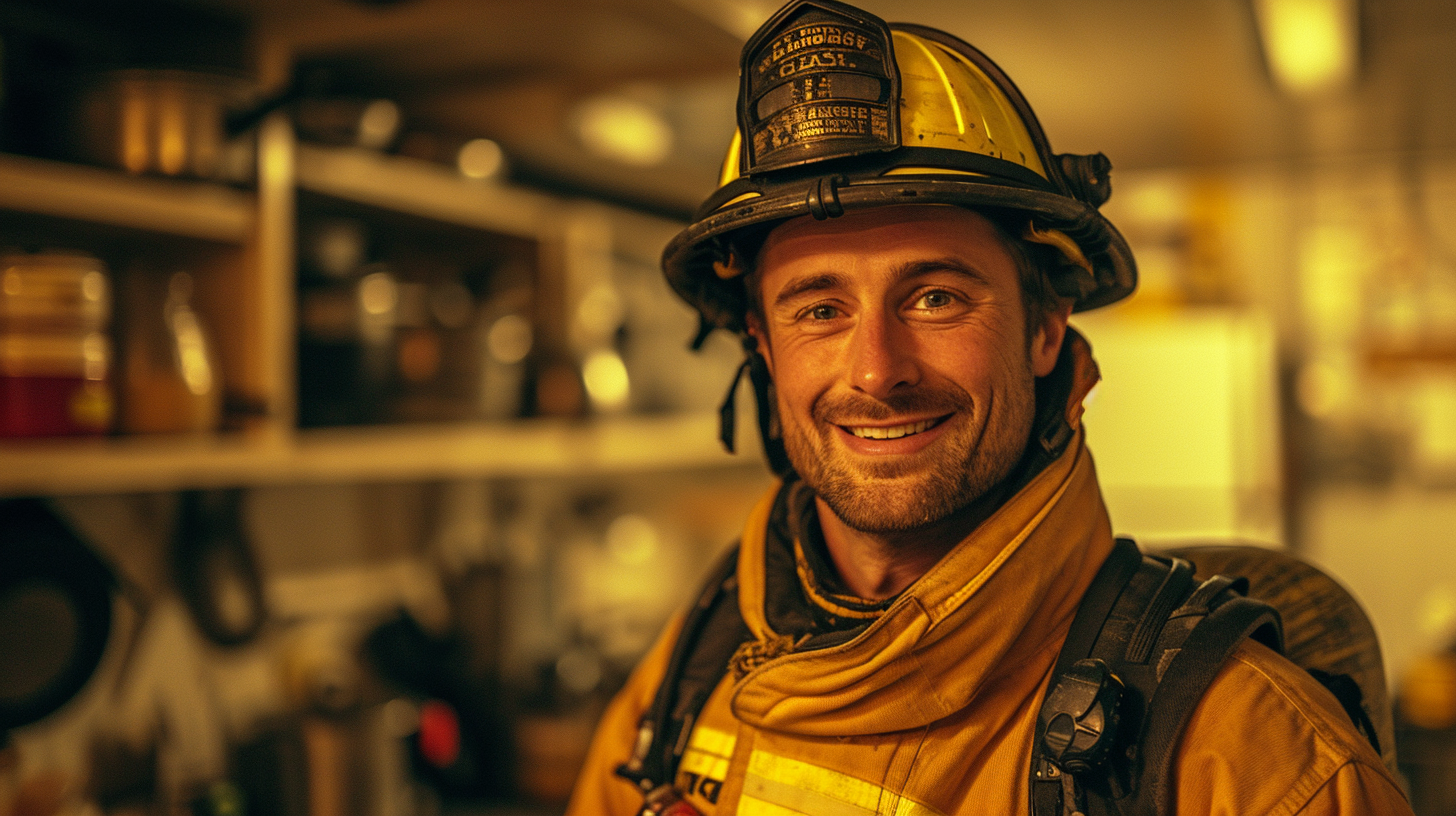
[567,340,1408,816]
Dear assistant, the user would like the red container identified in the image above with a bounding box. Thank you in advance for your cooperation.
[0,253,113,438]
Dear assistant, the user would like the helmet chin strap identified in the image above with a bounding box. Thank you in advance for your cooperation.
[718,334,793,476]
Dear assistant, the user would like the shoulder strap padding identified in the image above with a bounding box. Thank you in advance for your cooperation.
[1160,544,1398,778]
[617,543,749,792]
[1131,595,1282,816]
[1053,537,1143,678]
[1032,539,1284,816]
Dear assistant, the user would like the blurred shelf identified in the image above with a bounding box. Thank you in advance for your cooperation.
[296,144,555,238]
[0,412,757,495]
[0,152,255,243]
[1366,342,1456,373]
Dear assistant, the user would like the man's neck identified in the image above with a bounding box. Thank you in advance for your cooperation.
[814,490,1006,601]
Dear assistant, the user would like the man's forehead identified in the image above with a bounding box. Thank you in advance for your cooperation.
[763,204,1001,251]
[757,204,1012,273]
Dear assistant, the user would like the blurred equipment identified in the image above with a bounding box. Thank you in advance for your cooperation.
[0,498,113,732]
[1251,0,1359,96]
[173,489,267,646]
[295,98,402,151]
[297,262,396,426]
[120,269,221,434]
[71,69,248,178]
[1398,645,1456,816]
[1403,650,1456,730]
[233,701,429,816]
[0,251,112,437]
[363,610,514,800]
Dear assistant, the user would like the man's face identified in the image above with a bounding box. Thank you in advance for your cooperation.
[748,205,1069,534]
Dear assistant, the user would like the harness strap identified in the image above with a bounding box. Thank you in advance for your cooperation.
[618,544,748,792]
[1031,537,1144,816]
[1031,542,1280,816]
[1053,538,1143,679]
[1133,596,1282,816]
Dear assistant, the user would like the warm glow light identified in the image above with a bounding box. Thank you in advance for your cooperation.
[457,138,504,180]
[358,271,398,316]
[606,514,659,565]
[1253,0,1358,95]
[582,349,630,411]
[357,99,401,150]
[486,314,532,364]
[573,95,673,167]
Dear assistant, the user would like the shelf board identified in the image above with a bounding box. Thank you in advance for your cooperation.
[296,145,555,238]
[0,413,759,495]
[0,153,255,243]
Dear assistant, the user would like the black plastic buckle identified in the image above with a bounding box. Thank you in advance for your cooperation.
[1039,658,1123,774]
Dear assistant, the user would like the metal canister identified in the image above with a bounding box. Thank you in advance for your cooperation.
[72,69,246,178]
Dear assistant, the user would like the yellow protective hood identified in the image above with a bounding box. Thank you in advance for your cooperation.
[729,338,1115,737]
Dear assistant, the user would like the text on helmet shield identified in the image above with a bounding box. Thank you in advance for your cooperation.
[739,1,901,173]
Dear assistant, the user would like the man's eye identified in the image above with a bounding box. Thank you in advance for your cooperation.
[919,291,954,309]
[808,305,839,320]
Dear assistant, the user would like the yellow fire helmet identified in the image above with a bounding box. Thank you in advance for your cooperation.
[664,0,1137,338]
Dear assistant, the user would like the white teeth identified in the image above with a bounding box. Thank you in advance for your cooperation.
[848,419,936,440]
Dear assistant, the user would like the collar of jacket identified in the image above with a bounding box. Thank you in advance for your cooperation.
[729,338,1115,736]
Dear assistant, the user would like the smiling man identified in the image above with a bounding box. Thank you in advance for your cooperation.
[752,206,1070,600]
[566,1,1411,815]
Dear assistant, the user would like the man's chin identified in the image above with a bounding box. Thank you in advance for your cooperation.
[813,469,971,533]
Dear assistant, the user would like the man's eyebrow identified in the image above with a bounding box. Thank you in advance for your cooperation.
[894,258,994,286]
[768,259,995,309]
[771,272,849,309]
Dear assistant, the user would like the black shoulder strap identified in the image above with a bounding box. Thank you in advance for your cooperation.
[1031,538,1283,816]
[616,543,750,794]
[1129,594,1283,814]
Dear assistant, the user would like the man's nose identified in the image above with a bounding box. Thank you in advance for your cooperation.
[847,310,920,398]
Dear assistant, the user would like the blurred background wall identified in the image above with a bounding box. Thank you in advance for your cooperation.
[3,0,1456,814]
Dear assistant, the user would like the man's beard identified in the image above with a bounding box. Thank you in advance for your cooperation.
[779,367,1036,535]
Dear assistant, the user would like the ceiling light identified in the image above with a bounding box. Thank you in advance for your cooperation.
[1252,0,1359,95]
[573,95,674,167]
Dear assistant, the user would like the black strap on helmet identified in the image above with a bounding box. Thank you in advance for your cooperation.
[716,335,793,476]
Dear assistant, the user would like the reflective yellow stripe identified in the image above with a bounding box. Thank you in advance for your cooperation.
[688,726,736,758]
[678,726,735,791]
[738,751,944,816]
[880,167,987,178]
[680,749,730,781]
[738,797,811,816]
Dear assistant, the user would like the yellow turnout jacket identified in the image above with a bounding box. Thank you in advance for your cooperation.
[568,348,1409,816]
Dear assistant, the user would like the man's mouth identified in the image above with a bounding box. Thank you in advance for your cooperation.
[843,416,948,440]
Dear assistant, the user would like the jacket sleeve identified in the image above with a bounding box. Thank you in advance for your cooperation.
[565,613,685,816]
[1174,641,1414,816]
[1294,761,1412,816]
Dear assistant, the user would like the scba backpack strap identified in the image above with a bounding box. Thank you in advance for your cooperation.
[616,543,749,803]
[1030,538,1285,816]
[620,537,1375,816]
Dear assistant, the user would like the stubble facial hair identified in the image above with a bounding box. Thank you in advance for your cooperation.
[780,356,1037,535]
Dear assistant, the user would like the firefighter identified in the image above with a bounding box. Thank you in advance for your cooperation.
[567,1,1411,814]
